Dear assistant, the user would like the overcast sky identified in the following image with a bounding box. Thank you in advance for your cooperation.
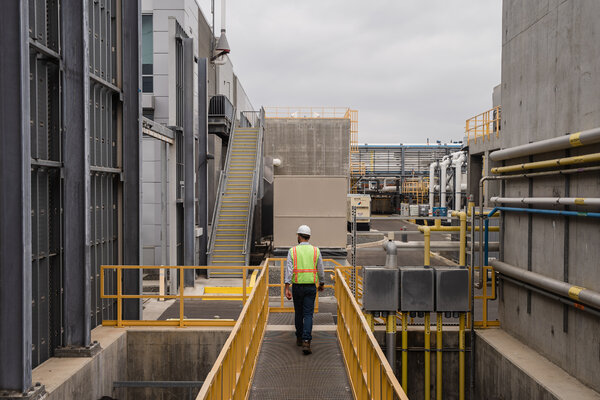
[197,0,502,144]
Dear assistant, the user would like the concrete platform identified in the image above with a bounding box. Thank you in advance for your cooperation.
[475,329,600,400]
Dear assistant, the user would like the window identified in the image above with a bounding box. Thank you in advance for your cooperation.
[142,14,153,92]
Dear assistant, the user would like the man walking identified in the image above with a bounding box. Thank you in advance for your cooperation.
[284,225,324,355]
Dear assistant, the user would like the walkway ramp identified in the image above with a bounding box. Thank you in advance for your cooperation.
[249,330,353,400]
[208,111,264,277]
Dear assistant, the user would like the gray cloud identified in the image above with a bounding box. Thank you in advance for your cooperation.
[199,0,501,143]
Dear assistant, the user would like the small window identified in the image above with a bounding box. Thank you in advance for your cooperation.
[142,14,153,93]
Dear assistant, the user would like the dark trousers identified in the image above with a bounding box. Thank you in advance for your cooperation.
[292,283,317,341]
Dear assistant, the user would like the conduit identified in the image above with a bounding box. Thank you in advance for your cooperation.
[489,126,600,161]
[491,196,600,207]
[429,161,438,211]
[491,152,600,174]
[490,260,600,310]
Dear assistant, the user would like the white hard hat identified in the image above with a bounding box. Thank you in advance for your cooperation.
[297,225,311,236]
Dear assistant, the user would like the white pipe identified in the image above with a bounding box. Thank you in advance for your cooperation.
[453,152,466,211]
[221,0,226,33]
[491,197,600,207]
[429,161,438,211]
[440,157,451,208]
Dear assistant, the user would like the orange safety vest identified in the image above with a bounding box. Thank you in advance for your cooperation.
[291,244,320,284]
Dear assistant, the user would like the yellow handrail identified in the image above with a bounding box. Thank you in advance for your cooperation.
[100,265,257,327]
[335,269,408,400]
[196,265,269,400]
[465,106,501,144]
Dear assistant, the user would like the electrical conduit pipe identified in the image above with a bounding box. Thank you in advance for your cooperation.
[491,152,600,174]
[491,196,600,207]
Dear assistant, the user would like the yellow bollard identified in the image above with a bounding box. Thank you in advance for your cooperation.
[365,312,374,332]
[424,312,431,400]
[401,312,408,392]
[458,211,466,266]
[459,313,466,400]
[423,226,431,266]
[436,313,443,400]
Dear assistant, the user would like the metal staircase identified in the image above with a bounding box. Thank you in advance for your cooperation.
[207,110,264,277]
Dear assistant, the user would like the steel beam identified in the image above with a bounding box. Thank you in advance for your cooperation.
[183,38,195,286]
[0,0,32,392]
[198,58,209,267]
[122,0,142,319]
[61,0,92,348]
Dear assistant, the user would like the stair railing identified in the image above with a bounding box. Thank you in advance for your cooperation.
[241,108,265,264]
[207,106,237,260]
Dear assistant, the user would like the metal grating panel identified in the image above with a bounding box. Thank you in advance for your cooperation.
[249,331,353,400]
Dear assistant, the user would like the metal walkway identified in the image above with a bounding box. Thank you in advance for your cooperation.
[249,329,353,400]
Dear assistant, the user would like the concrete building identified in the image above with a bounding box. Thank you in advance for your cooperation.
[468,1,600,397]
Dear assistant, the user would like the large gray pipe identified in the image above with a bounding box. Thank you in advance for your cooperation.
[383,240,397,268]
[491,196,600,207]
[491,260,600,310]
[489,126,600,161]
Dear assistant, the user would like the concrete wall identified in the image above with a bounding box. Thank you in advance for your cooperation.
[32,326,231,400]
[264,118,351,176]
[273,176,347,248]
[496,0,600,392]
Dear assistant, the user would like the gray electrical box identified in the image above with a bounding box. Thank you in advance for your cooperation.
[433,267,469,312]
[362,266,399,312]
[399,266,435,312]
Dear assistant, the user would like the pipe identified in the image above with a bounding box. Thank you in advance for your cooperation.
[424,312,431,400]
[490,260,600,310]
[453,153,466,211]
[365,312,374,331]
[490,206,600,219]
[491,196,600,207]
[221,0,226,32]
[383,240,397,268]
[459,313,466,400]
[429,161,438,211]
[491,152,600,174]
[359,240,500,251]
[440,157,451,208]
[386,313,397,375]
[423,227,431,266]
[401,313,408,391]
[489,126,600,161]
[436,313,443,400]
[458,212,466,266]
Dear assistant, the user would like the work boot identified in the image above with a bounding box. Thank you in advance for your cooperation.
[296,337,302,347]
[302,340,312,355]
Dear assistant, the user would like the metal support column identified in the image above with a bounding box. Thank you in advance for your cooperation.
[122,0,142,319]
[0,0,33,393]
[183,38,195,286]
[61,0,91,349]
[198,58,208,267]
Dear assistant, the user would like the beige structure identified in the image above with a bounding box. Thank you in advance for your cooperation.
[273,176,347,248]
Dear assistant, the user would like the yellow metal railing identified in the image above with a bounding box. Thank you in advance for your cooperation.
[196,264,269,400]
[401,177,429,204]
[335,269,408,400]
[267,257,352,312]
[465,106,501,144]
[100,265,257,327]
[472,265,499,328]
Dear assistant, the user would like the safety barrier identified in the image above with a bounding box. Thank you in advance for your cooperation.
[100,265,257,327]
[465,106,501,144]
[267,257,351,312]
[196,265,269,400]
[336,269,408,400]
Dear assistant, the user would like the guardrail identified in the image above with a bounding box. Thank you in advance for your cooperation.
[264,106,351,119]
[465,106,501,144]
[100,265,257,327]
[196,264,269,400]
[335,269,408,400]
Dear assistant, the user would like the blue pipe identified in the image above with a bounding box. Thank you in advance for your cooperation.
[484,206,600,266]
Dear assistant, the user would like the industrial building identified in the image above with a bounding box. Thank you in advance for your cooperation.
[1,1,600,400]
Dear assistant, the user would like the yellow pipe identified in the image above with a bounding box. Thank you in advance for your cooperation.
[423,226,431,266]
[458,211,466,266]
[418,225,498,232]
[434,218,441,228]
[436,313,443,400]
[491,152,600,174]
[401,313,408,392]
[424,313,431,400]
[459,313,465,400]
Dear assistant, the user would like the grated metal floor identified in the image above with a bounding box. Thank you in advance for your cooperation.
[267,312,335,325]
[249,330,353,400]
